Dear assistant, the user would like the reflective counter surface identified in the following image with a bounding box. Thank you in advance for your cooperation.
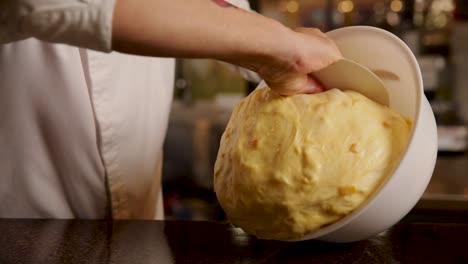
[1,217,467,264]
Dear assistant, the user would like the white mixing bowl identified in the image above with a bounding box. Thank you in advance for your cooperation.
[257,26,438,243]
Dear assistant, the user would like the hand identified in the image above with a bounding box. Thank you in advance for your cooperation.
[257,28,342,95]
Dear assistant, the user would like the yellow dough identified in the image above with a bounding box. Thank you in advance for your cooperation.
[214,87,412,240]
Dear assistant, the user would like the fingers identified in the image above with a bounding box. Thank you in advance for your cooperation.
[265,74,305,96]
[258,27,341,96]
[294,27,327,38]
[266,75,323,96]
[301,76,324,94]
[294,27,342,63]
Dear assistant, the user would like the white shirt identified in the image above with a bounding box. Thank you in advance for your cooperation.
[0,0,252,219]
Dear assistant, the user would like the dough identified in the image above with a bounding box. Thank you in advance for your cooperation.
[214,87,412,240]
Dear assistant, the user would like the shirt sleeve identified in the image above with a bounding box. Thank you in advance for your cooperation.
[0,0,115,52]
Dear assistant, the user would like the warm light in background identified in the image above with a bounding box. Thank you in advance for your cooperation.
[386,11,400,26]
[286,0,299,14]
[338,0,354,14]
[390,0,403,13]
[433,14,448,28]
[431,0,455,13]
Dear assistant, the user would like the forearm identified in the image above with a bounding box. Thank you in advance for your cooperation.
[112,0,295,72]
[1,0,339,94]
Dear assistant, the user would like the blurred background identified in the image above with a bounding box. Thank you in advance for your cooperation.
[162,0,468,221]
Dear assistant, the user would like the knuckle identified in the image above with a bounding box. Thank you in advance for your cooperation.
[294,27,323,35]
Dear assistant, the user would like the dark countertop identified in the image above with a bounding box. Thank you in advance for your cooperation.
[415,154,468,211]
[1,218,468,264]
[425,154,468,197]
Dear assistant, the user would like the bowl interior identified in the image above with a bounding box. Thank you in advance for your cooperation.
[327,26,422,119]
